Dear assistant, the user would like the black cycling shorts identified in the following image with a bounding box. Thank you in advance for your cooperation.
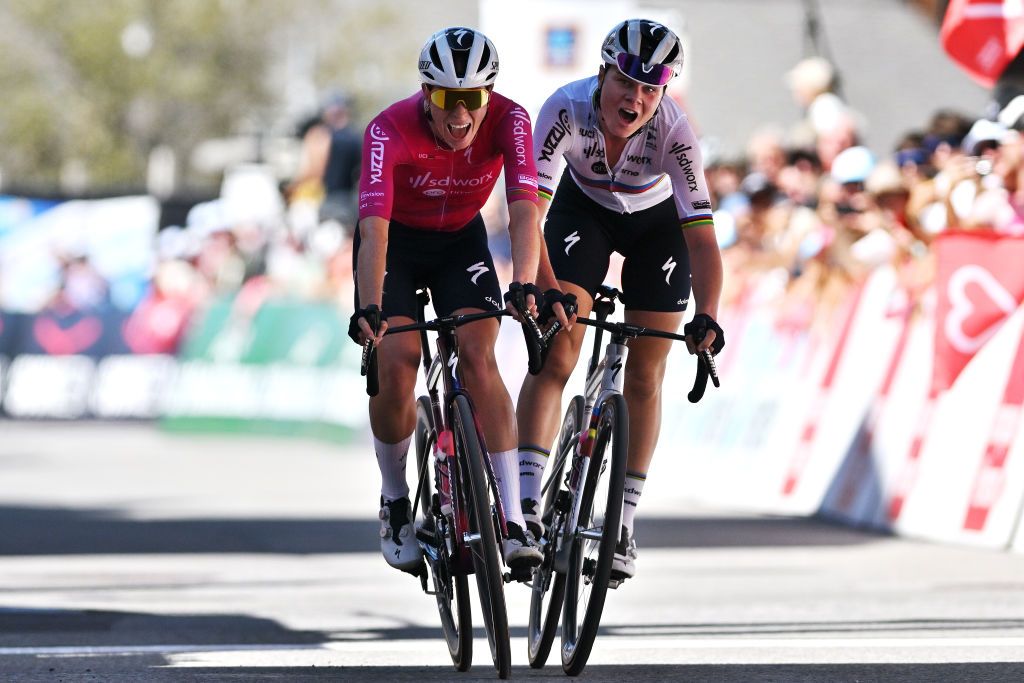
[353,213,503,320]
[544,171,691,312]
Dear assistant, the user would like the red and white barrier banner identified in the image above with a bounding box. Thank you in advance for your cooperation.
[660,233,1024,552]
[656,267,902,515]
[930,232,1024,393]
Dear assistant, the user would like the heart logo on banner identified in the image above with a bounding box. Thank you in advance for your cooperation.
[944,264,1019,354]
[32,315,103,355]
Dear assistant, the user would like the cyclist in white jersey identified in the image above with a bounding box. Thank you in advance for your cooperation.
[517,19,725,581]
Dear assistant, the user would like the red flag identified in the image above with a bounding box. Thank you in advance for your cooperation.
[932,232,1024,392]
[941,0,1024,87]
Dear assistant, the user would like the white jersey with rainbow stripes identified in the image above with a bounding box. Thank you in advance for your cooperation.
[533,75,713,230]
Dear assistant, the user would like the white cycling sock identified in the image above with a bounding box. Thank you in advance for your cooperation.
[621,471,647,535]
[491,448,526,528]
[518,446,549,506]
[374,434,412,502]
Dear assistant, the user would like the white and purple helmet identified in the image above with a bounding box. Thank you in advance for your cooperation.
[418,27,499,89]
[601,19,683,86]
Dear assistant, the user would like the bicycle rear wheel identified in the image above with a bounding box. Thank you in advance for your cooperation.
[452,393,511,679]
[415,396,472,671]
[527,395,584,668]
[561,393,628,676]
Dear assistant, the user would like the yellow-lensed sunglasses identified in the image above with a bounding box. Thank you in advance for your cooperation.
[428,87,490,111]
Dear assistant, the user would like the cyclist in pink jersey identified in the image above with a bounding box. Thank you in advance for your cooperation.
[350,26,544,573]
[517,19,725,581]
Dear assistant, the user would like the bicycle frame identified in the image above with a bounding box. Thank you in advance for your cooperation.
[402,293,509,575]
[564,296,627,544]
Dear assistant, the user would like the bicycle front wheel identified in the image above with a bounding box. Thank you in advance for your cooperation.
[415,396,472,671]
[561,393,628,676]
[527,395,584,668]
[452,394,511,679]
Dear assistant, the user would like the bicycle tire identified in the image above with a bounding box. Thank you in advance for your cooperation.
[452,393,512,679]
[561,393,628,676]
[527,395,584,668]
[415,396,472,671]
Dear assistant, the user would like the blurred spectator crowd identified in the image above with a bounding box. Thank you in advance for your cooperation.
[10,56,1024,354]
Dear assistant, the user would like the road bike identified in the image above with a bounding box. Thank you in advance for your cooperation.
[526,284,719,675]
[362,285,543,679]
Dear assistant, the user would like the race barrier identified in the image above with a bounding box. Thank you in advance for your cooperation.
[160,293,366,441]
[658,232,1024,552]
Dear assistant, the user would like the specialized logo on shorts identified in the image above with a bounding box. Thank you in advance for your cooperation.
[564,230,580,255]
[467,261,490,285]
[662,256,677,285]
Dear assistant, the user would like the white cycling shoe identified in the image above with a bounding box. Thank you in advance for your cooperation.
[379,497,423,572]
[521,497,544,543]
[503,521,543,568]
[611,525,637,580]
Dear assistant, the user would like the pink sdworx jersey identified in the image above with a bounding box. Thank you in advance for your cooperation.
[357,91,539,231]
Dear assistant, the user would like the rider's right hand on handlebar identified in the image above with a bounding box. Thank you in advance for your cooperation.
[503,281,543,322]
[348,304,388,346]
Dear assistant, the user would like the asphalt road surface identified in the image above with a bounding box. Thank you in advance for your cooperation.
[1,422,1023,682]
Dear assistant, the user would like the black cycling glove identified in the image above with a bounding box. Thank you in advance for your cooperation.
[503,282,544,313]
[537,289,577,326]
[683,313,725,356]
[348,304,381,345]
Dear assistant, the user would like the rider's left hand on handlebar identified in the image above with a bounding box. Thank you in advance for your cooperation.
[683,313,725,356]
[348,306,388,346]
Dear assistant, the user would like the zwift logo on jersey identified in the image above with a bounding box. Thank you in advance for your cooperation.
[668,141,699,192]
[369,124,390,185]
[511,108,531,168]
[410,170,495,189]
[538,109,571,162]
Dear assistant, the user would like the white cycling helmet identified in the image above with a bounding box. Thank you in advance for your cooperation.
[601,19,683,86]
[418,27,499,88]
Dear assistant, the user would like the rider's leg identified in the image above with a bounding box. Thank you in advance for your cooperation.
[458,313,542,564]
[515,282,593,512]
[367,318,424,571]
[613,309,685,578]
[619,309,685,516]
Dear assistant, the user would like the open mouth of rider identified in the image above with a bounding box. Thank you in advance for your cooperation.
[430,88,488,140]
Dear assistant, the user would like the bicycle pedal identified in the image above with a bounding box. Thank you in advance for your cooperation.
[401,559,427,580]
[608,570,630,589]
[415,525,437,546]
[504,566,534,584]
